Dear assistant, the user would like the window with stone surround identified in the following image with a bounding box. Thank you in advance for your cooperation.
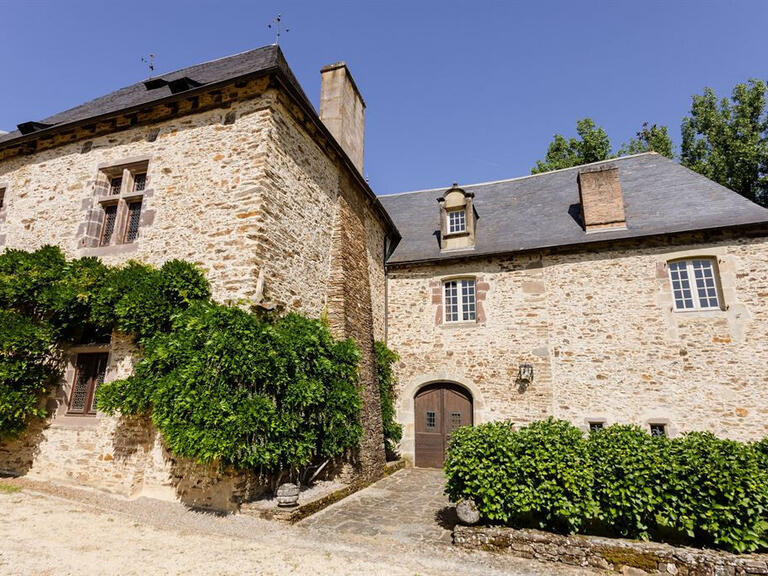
[96,162,148,247]
[0,187,5,210]
[588,421,605,433]
[444,278,476,323]
[649,423,667,437]
[668,258,722,311]
[68,352,108,415]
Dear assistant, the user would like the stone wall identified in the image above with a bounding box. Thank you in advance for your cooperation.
[453,525,768,575]
[387,230,768,462]
[0,79,390,503]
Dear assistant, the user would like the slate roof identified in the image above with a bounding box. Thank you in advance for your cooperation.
[380,153,768,265]
[0,45,310,145]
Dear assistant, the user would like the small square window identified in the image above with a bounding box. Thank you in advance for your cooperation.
[425,410,436,430]
[650,423,667,437]
[588,421,604,433]
[448,209,467,234]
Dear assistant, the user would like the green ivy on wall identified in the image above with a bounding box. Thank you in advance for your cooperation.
[0,246,363,478]
[374,341,403,460]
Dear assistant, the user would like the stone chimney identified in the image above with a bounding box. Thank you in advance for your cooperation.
[320,62,365,174]
[577,167,627,233]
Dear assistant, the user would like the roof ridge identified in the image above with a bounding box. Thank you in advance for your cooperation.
[380,152,659,198]
[153,44,277,80]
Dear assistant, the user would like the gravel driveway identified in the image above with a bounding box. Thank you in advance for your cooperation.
[0,475,601,576]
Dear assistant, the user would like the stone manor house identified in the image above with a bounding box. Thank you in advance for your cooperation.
[1,46,767,500]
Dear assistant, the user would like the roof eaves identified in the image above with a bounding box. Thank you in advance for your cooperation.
[385,220,768,268]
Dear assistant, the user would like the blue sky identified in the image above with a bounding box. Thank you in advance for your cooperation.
[1,1,766,195]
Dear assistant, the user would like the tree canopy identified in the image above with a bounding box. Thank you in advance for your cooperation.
[531,118,612,174]
[681,79,768,207]
[531,79,768,208]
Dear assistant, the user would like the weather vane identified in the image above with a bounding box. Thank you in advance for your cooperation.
[268,14,289,45]
[141,54,156,77]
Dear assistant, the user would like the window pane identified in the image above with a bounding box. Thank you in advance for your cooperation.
[668,261,694,310]
[88,355,108,413]
[133,173,147,192]
[444,281,459,322]
[109,177,122,195]
[426,410,436,430]
[448,210,466,234]
[691,259,719,308]
[450,412,462,430]
[461,280,476,321]
[124,200,142,243]
[589,422,604,433]
[650,423,667,437]
[100,204,118,246]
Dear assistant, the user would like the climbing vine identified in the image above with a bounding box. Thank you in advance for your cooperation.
[0,246,362,477]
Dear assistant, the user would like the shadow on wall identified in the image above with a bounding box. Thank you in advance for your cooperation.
[0,417,48,476]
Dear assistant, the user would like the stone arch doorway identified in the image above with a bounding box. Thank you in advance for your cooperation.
[413,383,473,468]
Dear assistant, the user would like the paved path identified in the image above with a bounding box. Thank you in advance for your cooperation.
[301,468,457,545]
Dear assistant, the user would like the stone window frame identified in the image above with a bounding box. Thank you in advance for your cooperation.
[643,417,676,438]
[443,276,477,324]
[667,257,724,313]
[431,274,488,327]
[584,418,607,433]
[76,156,156,255]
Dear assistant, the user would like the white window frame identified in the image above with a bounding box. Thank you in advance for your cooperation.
[667,258,722,312]
[447,209,467,234]
[443,278,476,323]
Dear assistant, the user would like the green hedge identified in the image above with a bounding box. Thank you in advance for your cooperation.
[445,418,768,553]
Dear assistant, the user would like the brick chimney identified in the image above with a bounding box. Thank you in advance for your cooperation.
[320,62,365,174]
[577,167,627,232]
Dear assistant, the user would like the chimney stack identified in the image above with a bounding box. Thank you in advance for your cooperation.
[320,62,365,174]
[577,167,627,233]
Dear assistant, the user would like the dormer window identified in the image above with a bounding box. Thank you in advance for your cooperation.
[437,183,477,251]
[448,209,466,234]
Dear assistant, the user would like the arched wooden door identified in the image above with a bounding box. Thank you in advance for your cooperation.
[414,383,473,468]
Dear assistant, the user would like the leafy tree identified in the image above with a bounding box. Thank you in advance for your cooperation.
[532,118,612,174]
[681,79,768,207]
[619,123,675,159]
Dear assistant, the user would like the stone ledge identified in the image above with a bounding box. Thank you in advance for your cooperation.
[243,459,406,524]
[453,525,768,575]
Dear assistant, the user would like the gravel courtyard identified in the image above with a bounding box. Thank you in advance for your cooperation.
[0,472,601,576]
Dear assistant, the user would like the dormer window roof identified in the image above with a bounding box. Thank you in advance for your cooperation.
[437,183,477,252]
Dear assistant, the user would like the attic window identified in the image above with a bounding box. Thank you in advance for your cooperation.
[437,183,476,251]
[17,121,54,135]
[168,77,203,94]
[448,209,466,234]
[143,78,169,90]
